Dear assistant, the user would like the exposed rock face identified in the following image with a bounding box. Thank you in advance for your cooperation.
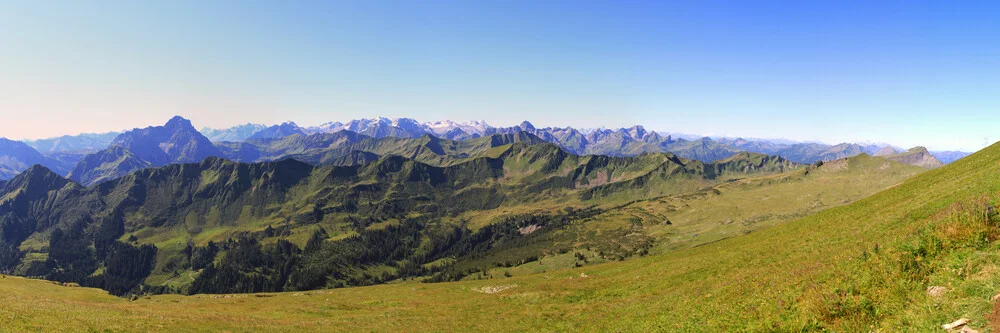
[885,147,944,169]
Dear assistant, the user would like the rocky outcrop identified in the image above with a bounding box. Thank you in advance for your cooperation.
[885,147,943,169]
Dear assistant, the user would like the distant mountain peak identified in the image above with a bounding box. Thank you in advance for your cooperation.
[247,122,307,140]
[875,146,899,156]
[70,116,222,184]
[165,115,194,129]
[393,118,421,126]
[421,119,494,139]
[518,121,536,131]
[464,120,491,127]
[626,125,647,139]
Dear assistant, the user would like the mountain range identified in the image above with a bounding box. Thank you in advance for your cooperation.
[199,124,266,142]
[201,117,965,165]
[0,138,49,179]
[0,116,968,183]
[0,138,79,178]
[23,132,120,153]
[199,117,965,164]
[0,133,802,294]
[0,114,951,315]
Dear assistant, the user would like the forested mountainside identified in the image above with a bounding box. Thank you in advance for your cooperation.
[0,140,797,295]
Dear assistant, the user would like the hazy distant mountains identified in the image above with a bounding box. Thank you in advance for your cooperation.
[0,115,970,182]
[247,122,307,140]
[23,132,119,153]
[201,117,961,165]
[929,151,971,164]
[200,124,266,142]
[0,138,50,179]
[201,117,496,142]
[200,118,744,161]
[0,138,83,178]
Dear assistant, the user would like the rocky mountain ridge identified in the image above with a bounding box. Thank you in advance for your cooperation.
[0,116,964,181]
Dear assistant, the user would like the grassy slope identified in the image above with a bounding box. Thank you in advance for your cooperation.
[479,153,926,277]
[601,153,927,253]
[0,147,954,331]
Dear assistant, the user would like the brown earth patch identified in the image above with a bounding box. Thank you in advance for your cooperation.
[988,300,1000,331]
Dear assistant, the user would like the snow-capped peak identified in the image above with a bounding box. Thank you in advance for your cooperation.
[462,120,491,128]
[422,119,493,136]
[425,120,460,131]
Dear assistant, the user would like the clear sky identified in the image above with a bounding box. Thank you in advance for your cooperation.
[1,1,998,151]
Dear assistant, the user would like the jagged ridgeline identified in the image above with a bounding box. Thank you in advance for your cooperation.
[0,138,795,295]
[53,115,804,187]
[2,116,952,188]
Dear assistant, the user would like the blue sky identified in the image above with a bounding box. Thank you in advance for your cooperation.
[1,1,998,151]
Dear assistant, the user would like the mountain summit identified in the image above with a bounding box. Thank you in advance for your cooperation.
[68,116,222,185]
[247,122,306,140]
[110,115,221,165]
